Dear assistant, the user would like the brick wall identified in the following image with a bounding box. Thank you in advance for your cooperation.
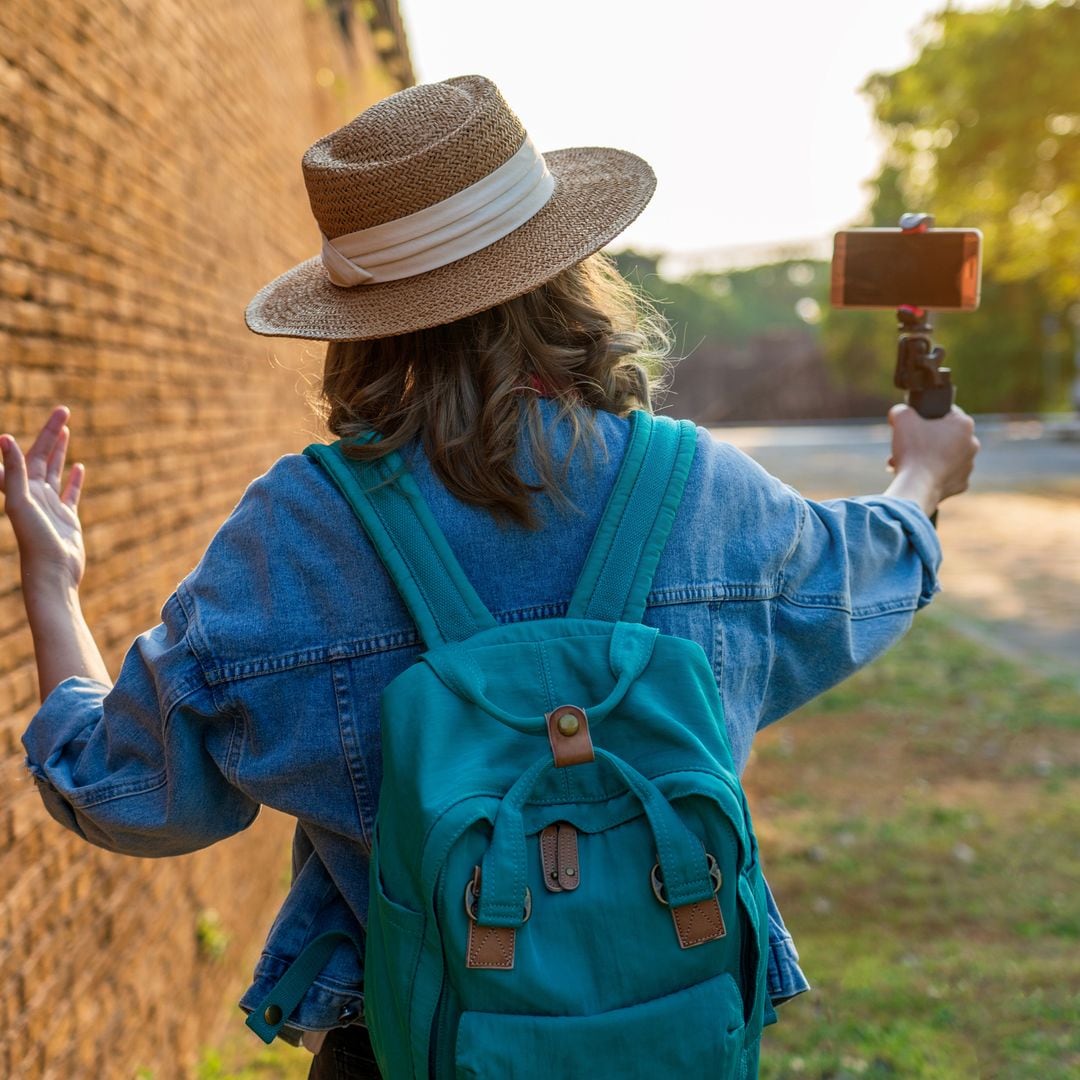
[0,2,411,1076]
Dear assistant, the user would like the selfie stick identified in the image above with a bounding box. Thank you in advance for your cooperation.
[894,213,954,526]
[894,214,955,419]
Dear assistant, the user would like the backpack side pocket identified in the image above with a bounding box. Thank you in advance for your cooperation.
[366,829,426,1078]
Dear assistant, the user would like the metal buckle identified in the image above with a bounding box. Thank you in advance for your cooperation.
[650,852,722,906]
[464,865,532,923]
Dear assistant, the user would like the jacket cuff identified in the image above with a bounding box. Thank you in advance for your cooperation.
[20,676,113,839]
[21,675,112,786]
[849,495,943,609]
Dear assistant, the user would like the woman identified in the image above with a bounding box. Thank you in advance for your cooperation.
[3,75,978,1078]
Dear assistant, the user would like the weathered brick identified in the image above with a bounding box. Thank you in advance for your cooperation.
[1,2,412,1075]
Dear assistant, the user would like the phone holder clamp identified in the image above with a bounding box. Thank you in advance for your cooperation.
[894,214,956,420]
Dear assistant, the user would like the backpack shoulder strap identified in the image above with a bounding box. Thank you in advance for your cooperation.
[566,410,698,624]
[303,433,498,650]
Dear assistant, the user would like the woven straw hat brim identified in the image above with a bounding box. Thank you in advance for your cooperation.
[244,146,655,341]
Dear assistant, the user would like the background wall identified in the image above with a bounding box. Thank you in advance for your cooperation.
[0,2,411,1076]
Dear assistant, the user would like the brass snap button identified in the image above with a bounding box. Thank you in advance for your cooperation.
[263,1003,283,1025]
[556,712,580,736]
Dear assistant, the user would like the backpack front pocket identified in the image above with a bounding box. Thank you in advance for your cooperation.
[453,970,748,1079]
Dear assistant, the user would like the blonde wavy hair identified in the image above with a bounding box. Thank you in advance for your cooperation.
[308,251,674,530]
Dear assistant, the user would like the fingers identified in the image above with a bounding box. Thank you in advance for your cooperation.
[61,462,86,510]
[26,405,70,484]
[0,433,29,503]
[46,425,69,493]
[1,406,85,513]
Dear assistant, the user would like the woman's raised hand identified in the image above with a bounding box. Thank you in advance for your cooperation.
[0,405,87,593]
[885,402,981,516]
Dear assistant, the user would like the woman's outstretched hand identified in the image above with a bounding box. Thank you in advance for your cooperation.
[0,405,87,594]
[884,402,980,517]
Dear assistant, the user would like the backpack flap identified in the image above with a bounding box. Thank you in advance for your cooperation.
[421,619,659,733]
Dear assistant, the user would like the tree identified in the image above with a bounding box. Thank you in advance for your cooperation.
[863,0,1079,304]
[825,0,1080,411]
[612,250,890,421]
[612,249,830,350]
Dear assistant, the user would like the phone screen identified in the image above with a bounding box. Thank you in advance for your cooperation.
[831,229,982,310]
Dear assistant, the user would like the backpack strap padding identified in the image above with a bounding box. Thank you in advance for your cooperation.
[567,410,698,624]
[304,437,498,650]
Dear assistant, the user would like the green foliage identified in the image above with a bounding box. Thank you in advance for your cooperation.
[195,1043,312,1080]
[849,0,1080,410]
[613,3,1080,414]
[612,249,829,352]
[195,908,231,962]
[863,0,1080,303]
[932,275,1071,412]
[818,304,899,398]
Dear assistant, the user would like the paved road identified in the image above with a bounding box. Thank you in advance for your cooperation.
[707,416,1080,677]
[713,416,1080,498]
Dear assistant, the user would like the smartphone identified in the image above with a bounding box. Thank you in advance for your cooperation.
[830,228,982,310]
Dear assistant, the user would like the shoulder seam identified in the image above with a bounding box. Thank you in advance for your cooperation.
[776,489,807,598]
[174,580,217,695]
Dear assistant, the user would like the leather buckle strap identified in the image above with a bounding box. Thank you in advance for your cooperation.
[540,822,580,892]
[651,852,727,949]
[464,865,530,970]
[669,894,727,949]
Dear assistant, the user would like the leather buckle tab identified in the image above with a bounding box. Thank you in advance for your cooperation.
[545,705,594,767]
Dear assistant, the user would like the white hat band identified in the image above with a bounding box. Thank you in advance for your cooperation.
[320,135,556,287]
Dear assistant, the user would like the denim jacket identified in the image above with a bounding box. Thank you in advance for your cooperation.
[21,399,941,1045]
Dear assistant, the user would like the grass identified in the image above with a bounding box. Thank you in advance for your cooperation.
[194,1043,312,1080]
[751,608,1080,1079]
[196,609,1079,1078]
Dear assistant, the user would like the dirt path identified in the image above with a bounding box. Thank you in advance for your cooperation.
[716,421,1080,680]
[790,486,1080,679]
[930,491,1080,678]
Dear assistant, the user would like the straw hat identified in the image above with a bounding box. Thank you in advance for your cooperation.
[244,74,656,341]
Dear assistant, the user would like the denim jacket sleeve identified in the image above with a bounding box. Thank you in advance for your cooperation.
[693,438,942,741]
[20,584,261,857]
[758,485,943,730]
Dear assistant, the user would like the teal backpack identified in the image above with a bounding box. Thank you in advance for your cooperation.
[264,408,773,1077]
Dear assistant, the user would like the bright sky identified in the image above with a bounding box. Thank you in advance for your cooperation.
[399,0,988,271]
